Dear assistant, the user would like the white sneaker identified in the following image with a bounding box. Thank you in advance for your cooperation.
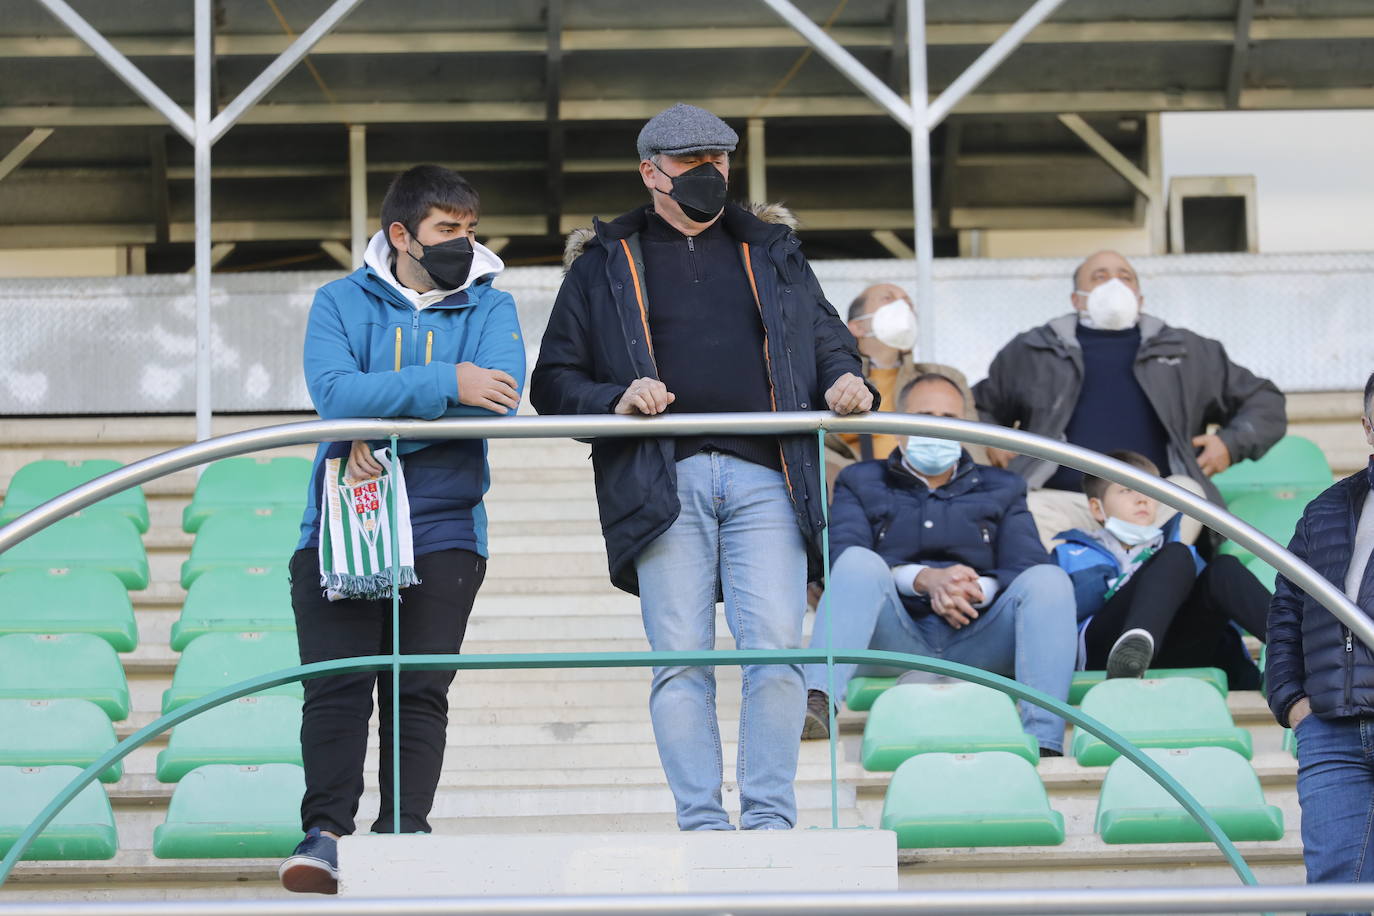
[1106,628,1154,679]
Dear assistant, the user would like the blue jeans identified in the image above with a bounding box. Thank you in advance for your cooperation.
[635,452,808,831]
[803,546,1076,754]
[1295,712,1374,916]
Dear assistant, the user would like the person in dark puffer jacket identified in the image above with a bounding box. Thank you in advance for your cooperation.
[1267,372,1374,911]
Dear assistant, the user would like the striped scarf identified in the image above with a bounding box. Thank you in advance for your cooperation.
[318,447,419,601]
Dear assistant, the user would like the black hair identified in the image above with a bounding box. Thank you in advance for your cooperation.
[898,372,964,408]
[1081,449,1160,502]
[379,165,480,251]
[1364,371,1374,416]
[847,291,870,322]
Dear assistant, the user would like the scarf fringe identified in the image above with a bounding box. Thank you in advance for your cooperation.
[320,567,421,601]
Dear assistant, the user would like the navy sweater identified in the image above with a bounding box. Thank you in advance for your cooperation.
[1045,324,1171,491]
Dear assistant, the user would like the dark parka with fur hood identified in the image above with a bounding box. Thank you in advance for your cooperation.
[530,202,874,595]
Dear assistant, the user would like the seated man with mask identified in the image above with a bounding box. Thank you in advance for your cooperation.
[825,283,982,486]
[973,250,1285,550]
[801,373,1076,756]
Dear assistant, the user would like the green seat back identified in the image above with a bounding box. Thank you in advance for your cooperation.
[1068,667,1228,706]
[182,458,312,533]
[881,751,1064,848]
[1071,677,1251,766]
[0,568,137,652]
[1213,435,1333,504]
[152,763,304,858]
[161,631,302,714]
[845,676,896,712]
[0,699,122,783]
[0,634,130,720]
[1,459,148,533]
[1096,746,1283,844]
[861,682,1038,771]
[0,515,148,590]
[1218,490,1320,566]
[170,566,293,651]
[1283,727,1297,758]
[0,765,117,860]
[156,696,303,782]
[1245,554,1279,592]
[180,510,302,589]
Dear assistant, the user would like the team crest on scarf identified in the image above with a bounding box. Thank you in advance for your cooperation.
[319,447,419,601]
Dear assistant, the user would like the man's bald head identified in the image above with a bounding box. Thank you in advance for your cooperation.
[1071,250,1143,310]
[847,282,912,321]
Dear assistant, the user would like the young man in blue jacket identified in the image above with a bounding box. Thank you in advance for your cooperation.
[278,165,524,894]
[532,104,874,832]
[1268,373,1374,905]
[1051,450,1266,685]
[801,373,1077,757]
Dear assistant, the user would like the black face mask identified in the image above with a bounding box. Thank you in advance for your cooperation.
[407,231,474,290]
[653,160,728,224]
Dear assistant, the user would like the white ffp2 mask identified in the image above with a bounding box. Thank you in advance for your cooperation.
[860,299,918,351]
[1078,278,1141,331]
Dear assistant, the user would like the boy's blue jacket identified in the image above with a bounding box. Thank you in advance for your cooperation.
[1051,513,1202,621]
[295,243,525,559]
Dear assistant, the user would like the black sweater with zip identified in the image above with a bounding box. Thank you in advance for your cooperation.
[640,209,780,471]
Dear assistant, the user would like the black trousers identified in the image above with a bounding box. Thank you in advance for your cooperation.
[289,547,485,835]
[1083,543,1268,688]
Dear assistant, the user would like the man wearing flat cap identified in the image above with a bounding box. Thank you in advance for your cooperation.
[532,102,875,831]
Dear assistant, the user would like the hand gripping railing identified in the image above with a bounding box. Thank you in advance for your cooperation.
[0,412,1365,914]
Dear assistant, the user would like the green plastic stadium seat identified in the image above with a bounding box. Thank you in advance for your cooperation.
[0,634,130,720]
[0,700,122,783]
[156,696,303,782]
[1245,555,1278,592]
[180,510,302,589]
[1284,727,1296,758]
[0,766,117,860]
[1213,435,1333,504]
[1068,667,1228,706]
[0,515,148,590]
[161,631,302,714]
[845,676,896,711]
[152,763,304,858]
[170,566,293,651]
[1071,678,1251,766]
[0,568,137,652]
[182,457,312,533]
[1218,491,1321,566]
[881,751,1064,848]
[862,682,1038,770]
[1096,746,1283,844]
[0,459,149,533]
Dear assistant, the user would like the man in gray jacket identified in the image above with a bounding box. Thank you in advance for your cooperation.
[973,249,1285,548]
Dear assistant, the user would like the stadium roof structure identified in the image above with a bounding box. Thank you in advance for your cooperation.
[0,0,1370,431]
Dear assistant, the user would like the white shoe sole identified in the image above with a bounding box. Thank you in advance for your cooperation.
[279,856,339,895]
[1106,629,1154,679]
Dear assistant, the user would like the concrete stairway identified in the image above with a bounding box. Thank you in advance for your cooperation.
[1,394,1357,902]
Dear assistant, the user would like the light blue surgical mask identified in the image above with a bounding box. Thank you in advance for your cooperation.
[904,435,962,476]
[1104,515,1162,547]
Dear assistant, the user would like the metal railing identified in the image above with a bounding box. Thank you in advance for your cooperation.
[0,412,1364,913]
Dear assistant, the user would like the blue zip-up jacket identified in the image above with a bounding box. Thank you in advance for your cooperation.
[1052,514,1200,622]
[830,450,1050,620]
[1267,461,1374,728]
[295,251,525,559]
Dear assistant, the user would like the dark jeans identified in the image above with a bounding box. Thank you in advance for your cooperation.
[1083,543,1266,687]
[289,547,485,836]
[1295,713,1374,916]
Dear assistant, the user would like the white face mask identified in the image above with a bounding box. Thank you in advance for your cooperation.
[1077,278,1141,331]
[1104,515,1162,547]
[857,299,918,351]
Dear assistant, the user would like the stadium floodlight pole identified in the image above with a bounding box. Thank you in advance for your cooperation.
[755,0,914,131]
[907,0,935,363]
[35,0,194,143]
[207,0,365,144]
[924,0,1066,130]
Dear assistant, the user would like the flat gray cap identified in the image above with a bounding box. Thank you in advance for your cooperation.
[636,103,738,161]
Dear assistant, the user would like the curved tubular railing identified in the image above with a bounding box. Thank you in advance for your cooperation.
[0,650,1258,889]
[0,411,1345,908]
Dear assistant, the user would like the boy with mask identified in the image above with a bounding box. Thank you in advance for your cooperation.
[1052,450,1266,685]
[279,165,523,893]
[974,249,1286,550]
[800,373,1076,754]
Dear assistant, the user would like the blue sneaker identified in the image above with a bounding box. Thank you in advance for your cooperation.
[279,827,338,894]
